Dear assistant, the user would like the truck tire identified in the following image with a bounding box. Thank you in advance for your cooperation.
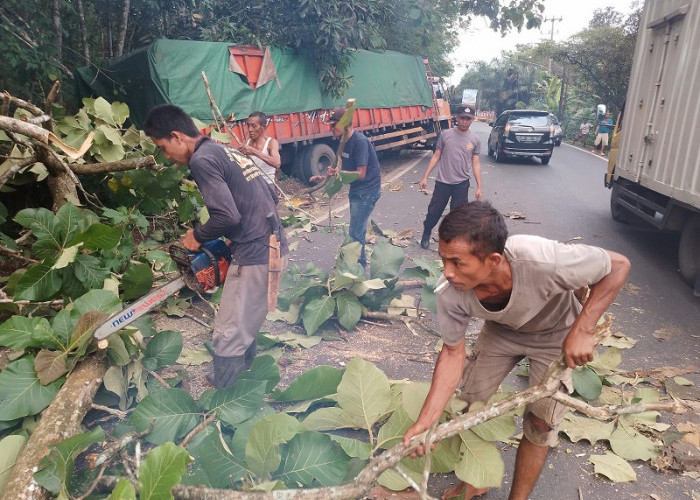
[541,155,551,165]
[292,146,311,183]
[678,215,700,286]
[301,143,335,182]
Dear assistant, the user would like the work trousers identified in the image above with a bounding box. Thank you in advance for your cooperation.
[423,179,470,238]
[212,255,287,358]
[349,189,381,268]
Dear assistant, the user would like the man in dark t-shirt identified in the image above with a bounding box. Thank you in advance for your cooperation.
[316,107,381,269]
[143,104,287,389]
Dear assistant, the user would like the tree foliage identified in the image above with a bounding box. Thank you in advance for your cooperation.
[2,0,545,105]
[454,5,641,136]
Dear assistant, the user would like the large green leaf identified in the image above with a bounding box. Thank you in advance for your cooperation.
[0,434,27,493]
[0,316,52,349]
[139,442,190,500]
[34,427,105,494]
[129,389,200,444]
[401,382,430,421]
[335,291,362,330]
[329,435,372,460]
[72,289,122,316]
[238,355,280,393]
[106,478,136,499]
[454,431,505,488]
[377,405,414,449]
[302,296,336,334]
[55,202,83,248]
[324,175,343,198]
[608,420,660,461]
[229,405,277,458]
[122,262,154,301]
[112,101,130,126]
[14,263,62,301]
[0,356,64,421]
[369,238,405,279]
[14,207,58,242]
[143,330,183,370]
[73,254,110,290]
[246,413,304,478]
[573,366,603,400]
[72,223,123,250]
[336,357,392,429]
[469,401,517,442]
[588,347,622,376]
[560,414,615,445]
[93,97,117,126]
[193,432,252,488]
[276,431,350,487]
[271,365,344,402]
[589,452,636,482]
[202,379,267,427]
[302,407,360,431]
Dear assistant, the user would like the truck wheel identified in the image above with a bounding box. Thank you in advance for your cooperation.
[302,143,335,183]
[292,146,311,183]
[541,155,551,165]
[610,183,631,223]
[678,216,700,286]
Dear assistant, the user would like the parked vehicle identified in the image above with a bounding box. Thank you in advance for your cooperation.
[76,40,452,182]
[550,114,563,146]
[605,0,700,290]
[487,110,555,165]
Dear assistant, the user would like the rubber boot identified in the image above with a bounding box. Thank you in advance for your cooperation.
[244,340,257,370]
[212,354,247,389]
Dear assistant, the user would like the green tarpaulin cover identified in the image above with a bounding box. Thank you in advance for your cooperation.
[76,39,434,127]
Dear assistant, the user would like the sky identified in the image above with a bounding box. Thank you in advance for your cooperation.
[446,0,638,84]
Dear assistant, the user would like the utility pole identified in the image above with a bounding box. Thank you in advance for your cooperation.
[543,16,563,72]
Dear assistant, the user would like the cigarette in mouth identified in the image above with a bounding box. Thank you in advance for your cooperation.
[434,280,449,293]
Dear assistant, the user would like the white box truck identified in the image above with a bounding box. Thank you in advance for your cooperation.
[605,0,700,291]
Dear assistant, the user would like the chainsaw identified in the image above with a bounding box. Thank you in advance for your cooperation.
[93,239,232,341]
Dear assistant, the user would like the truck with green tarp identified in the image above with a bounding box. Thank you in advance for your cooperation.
[76,39,451,181]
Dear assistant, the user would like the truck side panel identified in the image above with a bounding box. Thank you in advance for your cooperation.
[615,0,700,209]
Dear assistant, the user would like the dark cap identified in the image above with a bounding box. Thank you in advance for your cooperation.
[328,107,346,124]
[456,105,475,117]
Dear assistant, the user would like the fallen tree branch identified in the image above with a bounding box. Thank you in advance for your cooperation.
[0,243,39,265]
[1,91,44,116]
[70,155,158,175]
[551,392,683,419]
[0,155,38,190]
[2,353,108,500]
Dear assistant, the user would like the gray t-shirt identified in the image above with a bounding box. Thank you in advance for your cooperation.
[434,128,481,184]
[437,235,612,345]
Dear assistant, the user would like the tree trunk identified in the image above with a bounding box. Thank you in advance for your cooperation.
[115,0,130,57]
[77,0,90,63]
[52,0,62,62]
[1,354,108,500]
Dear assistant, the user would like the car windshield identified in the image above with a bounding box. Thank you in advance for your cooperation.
[509,115,549,127]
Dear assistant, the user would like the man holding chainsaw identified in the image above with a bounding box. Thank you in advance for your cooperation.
[144,104,287,389]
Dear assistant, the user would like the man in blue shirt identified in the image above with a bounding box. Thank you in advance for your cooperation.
[321,107,382,269]
[592,111,614,156]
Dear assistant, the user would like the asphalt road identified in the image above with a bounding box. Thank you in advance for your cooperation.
[285,121,699,499]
